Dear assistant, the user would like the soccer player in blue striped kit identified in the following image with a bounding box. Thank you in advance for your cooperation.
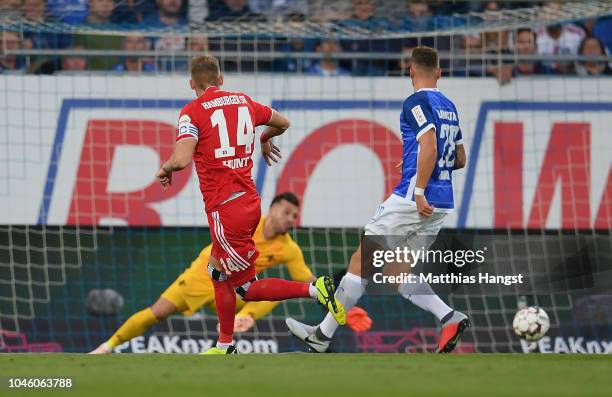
[286,46,470,353]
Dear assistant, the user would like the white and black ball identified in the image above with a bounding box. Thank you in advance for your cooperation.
[86,289,124,316]
[512,306,550,342]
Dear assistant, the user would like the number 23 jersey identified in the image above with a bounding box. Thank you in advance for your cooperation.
[177,86,273,212]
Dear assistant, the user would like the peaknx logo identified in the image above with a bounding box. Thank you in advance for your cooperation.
[39,99,611,229]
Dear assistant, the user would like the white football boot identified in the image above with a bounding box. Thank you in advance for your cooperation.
[285,318,331,353]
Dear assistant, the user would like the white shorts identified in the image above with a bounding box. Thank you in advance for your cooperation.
[363,193,447,251]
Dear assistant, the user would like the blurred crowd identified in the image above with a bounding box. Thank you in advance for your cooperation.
[1,0,611,79]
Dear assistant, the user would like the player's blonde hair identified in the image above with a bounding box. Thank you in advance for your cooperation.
[190,55,221,89]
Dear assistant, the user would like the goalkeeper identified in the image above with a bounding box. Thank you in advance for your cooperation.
[91,192,371,354]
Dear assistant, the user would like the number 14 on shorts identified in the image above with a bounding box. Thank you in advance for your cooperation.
[220,257,249,273]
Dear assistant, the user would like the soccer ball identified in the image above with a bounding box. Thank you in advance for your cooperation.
[512,306,550,342]
[86,288,124,316]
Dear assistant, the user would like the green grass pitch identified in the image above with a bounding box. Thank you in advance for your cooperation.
[1,354,611,397]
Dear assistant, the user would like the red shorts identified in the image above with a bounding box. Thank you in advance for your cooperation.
[206,192,261,288]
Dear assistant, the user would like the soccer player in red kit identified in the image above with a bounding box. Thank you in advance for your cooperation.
[156,55,345,354]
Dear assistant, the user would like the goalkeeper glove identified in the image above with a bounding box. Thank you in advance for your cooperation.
[346,306,372,333]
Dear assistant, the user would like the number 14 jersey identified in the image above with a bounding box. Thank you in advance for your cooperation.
[177,86,273,212]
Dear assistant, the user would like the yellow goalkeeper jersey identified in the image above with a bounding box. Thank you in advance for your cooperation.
[175,216,313,319]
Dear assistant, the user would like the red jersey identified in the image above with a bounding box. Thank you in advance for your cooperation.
[177,86,273,212]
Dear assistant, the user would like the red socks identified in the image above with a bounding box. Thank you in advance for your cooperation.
[212,279,236,344]
[243,278,311,301]
[212,278,311,344]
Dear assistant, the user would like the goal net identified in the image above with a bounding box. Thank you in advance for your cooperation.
[1,1,611,353]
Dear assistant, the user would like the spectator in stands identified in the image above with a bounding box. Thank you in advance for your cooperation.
[307,39,350,76]
[0,31,24,72]
[337,0,384,28]
[61,44,88,70]
[513,28,548,76]
[481,1,510,52]
[451,32,483,77]
[273,37,315,73]
[308,0,350,22]
[481,1,500,12]
[154,35,209,72]
[113,34,156,72]
[21,0,72,65]
[340,0,393,76]
[207,0,258,21]
[401,1,447,62]
[143,0,187,27]
[47,0,88,24]
[480,3,514,82]
[247,0,308,20]
[404,1,432,31]
[87,0,114,25]
[536,1,585,74]
[22,0,46,23]
[0,0,23,22]
[59,0,123,68]
[575,36,612,77]
[406,1,431,18]
[112,0,154,24]
[187,35,209,53]
[144,0,187,70]
[351,0,375,21]
[166,35,208,71]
